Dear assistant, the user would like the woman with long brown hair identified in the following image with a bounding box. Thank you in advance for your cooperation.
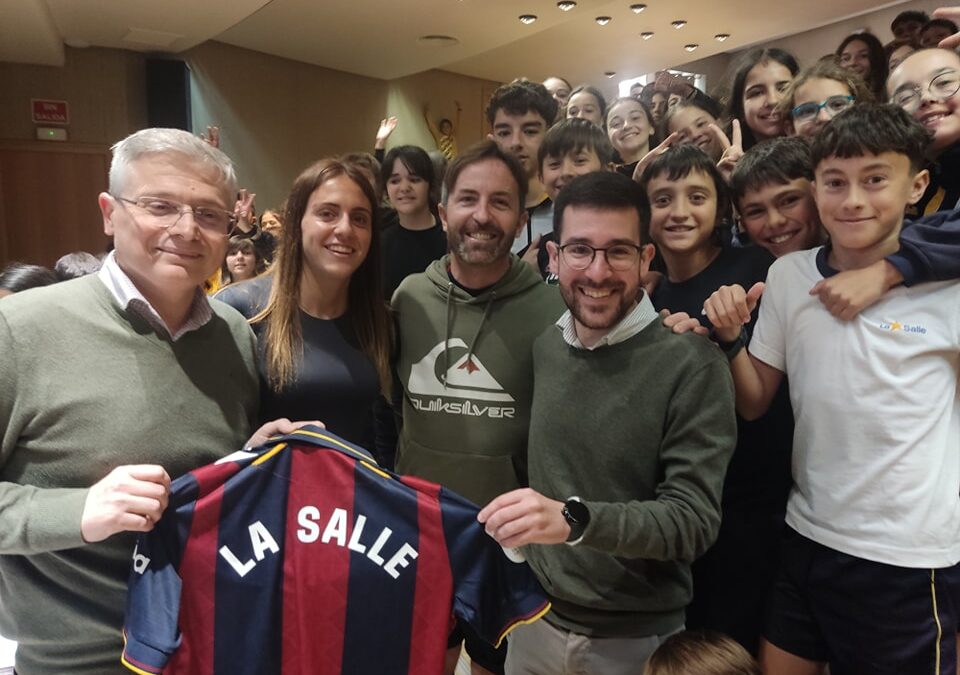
[216,158,391,452]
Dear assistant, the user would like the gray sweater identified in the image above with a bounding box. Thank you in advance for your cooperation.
[0,275,258,675]
[524,321,736,637]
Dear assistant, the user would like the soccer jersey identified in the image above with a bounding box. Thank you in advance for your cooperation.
[121,427,550,675]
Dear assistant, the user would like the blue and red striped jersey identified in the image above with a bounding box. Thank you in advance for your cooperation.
[121,426,549,675]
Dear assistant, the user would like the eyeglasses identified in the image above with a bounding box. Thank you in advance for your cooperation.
[890,71,960,112]
[113,195,238,235]
[559,242,642,271]
[791,96,855,124]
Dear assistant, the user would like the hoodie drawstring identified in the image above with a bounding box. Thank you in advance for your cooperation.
[441,286,496,388]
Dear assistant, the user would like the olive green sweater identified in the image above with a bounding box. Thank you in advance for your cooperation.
[525,321,737,637]
[0,275,258,675]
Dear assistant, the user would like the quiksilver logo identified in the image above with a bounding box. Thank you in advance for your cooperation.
[407,339,516,418]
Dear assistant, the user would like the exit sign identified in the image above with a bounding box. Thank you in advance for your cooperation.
[31,99,69,125]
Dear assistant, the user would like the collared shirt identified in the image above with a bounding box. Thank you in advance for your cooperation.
[97,251,213,341]
[556,292,658,351]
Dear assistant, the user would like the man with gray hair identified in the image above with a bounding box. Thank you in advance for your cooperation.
[0,128,287,674]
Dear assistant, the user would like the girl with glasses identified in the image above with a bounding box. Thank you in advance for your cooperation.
[888,47,960,216]
[779,59,874,139]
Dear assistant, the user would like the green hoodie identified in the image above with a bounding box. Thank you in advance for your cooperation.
[392,255,565,507]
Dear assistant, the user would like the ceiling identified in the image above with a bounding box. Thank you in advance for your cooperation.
[3,0,911,85]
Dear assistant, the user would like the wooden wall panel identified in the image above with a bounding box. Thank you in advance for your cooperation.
[0,141,110,268]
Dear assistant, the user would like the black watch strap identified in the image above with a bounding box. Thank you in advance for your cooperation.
[713,326,748,362]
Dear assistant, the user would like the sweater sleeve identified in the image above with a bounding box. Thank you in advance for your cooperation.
[578,357,737,562]
[889,209,960,285]
[0,311,89,554]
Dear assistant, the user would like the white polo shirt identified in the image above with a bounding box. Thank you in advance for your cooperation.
[750,247,960,569]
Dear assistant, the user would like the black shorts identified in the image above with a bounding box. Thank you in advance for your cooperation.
[764,528,960,675]
[447,618,507,674]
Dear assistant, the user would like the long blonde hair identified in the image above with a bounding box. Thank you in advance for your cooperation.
[253,159,391,396]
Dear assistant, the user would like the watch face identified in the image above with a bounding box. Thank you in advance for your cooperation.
[564,499,589,525]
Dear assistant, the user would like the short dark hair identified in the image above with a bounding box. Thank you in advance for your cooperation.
[566,85,608,121]
[380,145,436,196]
[810,103,931,173]
[443,140,528,209]
[485,79,557,127]
[0,262,59,294]
[538,118,616,171]
[922,18,960,37]
[553,171,650,243]
[892,10,929,31]
[54,251,102,280]
[730,137,813,207]
[638,144,731,229]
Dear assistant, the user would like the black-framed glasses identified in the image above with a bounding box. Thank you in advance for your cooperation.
[791,96,855,123]
[559,242,642,271]
[113,195,238,235]
[890,71,960,112]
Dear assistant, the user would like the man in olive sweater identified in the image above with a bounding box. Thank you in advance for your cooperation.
[0,129,299,675]
[479,172,737,674]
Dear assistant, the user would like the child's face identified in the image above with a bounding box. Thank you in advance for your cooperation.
[839,39,872,81]
[646,168,719,257]
[738,178,822,257]
[790,78,855,139]
[607,100,654,160]
[489,109,548,179]
[386,158,430,216]
[814,152,928,259]
[888,49,960,154]
[540,149,605,201]
[566,91,604,128]
[668,107,722,162]
[742,60,792,140]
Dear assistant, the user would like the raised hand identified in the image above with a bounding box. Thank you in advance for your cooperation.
[633,132,681,183]
[711,120,743,183]
[933,7,960,49]
[81,465,171,542]
[234,189,256,234]
[375,116,399,149]
[703,281,765,341]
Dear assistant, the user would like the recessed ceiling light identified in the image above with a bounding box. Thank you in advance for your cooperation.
[640,31,654,40]
[672,20,687,29]
[714,33,730,42]
[557,1,577,10]
[630,3,647,12]
[595,16,612,25]
[605,71,617,78]
[519,14,538,24]
[684,43,699,51]
[416,35,460,47]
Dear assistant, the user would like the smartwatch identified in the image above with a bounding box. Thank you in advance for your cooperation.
[562,496,590,543]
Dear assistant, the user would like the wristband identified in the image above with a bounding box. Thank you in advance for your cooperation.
[712,326,748,362]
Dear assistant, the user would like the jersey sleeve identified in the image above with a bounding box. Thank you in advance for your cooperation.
[121,476,195,674]
[439,487,550,648]
[890,209,960,285]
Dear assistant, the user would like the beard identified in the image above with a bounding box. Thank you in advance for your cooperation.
[448,223,513,266]
[560,279,636,331]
